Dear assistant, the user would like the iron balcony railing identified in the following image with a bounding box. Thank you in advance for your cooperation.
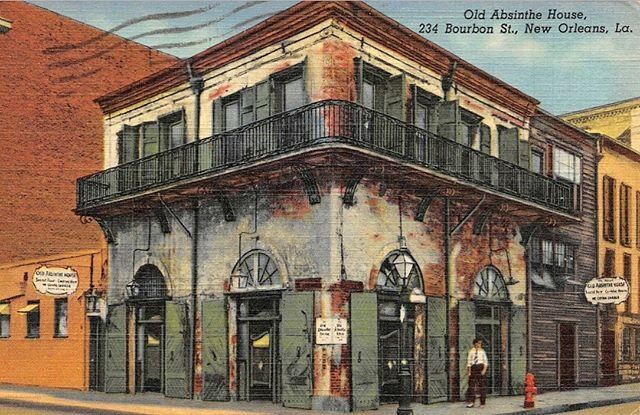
[77,100,575,213]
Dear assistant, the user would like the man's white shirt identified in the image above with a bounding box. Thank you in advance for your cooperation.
[466,347,488,367]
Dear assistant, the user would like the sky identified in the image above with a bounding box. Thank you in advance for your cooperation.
[30,0,640,114]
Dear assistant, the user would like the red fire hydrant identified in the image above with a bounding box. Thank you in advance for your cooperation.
[524,373,537,409]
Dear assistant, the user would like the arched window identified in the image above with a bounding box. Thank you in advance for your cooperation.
[231,250,282,291]
[376,249,423,293]
[132,264,169,300]
[473,266,509,301]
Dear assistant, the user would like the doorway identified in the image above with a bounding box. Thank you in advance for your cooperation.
[378,299,415,403]
[136,302,165,393]
[601,329,616,386]
[558,322,576,389]
[237,296,279,401]
[89,318,105,391]
[475,304,504,395]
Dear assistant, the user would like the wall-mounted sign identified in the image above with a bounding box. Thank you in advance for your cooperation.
[315,318,348,345]
[584,277,629,305]
[33,266,79,296]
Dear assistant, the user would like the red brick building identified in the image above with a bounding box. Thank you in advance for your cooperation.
[0,1,177,390]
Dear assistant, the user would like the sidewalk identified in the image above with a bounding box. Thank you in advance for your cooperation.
[0,383,639,415]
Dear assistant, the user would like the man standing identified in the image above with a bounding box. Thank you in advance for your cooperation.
[466,338,488,408]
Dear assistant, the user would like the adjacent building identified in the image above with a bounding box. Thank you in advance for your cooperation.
[0,1,177,390]
[563,97,640,385]
[75,1,597,410]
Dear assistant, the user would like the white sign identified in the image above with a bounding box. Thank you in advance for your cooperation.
[33,266,79,296]
[315,318,348,345]
[584,277,629,305]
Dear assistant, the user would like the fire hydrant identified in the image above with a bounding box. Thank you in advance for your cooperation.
[524,373,537,409]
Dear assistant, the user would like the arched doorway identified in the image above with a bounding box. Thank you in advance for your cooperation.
[375,249,424,403]
[130,264,169,393]
[472,266,510,395]
[230,250,284,402]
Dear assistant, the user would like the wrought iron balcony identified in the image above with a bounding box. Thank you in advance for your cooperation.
[77,100,575,214]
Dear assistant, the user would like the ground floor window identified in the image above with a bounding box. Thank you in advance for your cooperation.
[54,298,68,338]
[0,302,9,338]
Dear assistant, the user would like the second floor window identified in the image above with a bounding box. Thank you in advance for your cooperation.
[553,147,581,184]
[223,99,240,131]
[603,176,616,242]
[117,110,186,164]
[531,149,544,174]
[530,237,576,290]
[621,183,632,246]
[603,248,615,277]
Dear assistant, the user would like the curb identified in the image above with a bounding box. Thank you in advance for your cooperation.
[494,396,640,415]
[0,397,143,415]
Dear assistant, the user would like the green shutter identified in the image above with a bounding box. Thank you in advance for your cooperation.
[436,100,460,142]
[165,301,191,399]
[255,81,270,121]
[509,305,527,395]
[201,298,229,401]
[355,58,363,105]
[281,292,314,409]
[385,74,407,121]
[121,125,139,163]
[518,139,530,169]
[104,304,127,393]
[141,122,160,157]
[213,99,223,135]
[241,87,256,126]
[351,292,379,411]
[480,124,491,154]
[458,300,475,400]
[426,297,447,403]
[498,127,519,164]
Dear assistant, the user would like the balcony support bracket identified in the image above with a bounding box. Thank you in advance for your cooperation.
[293,166,321,205]
[415,193,438,222]
[451,195,485,236]
[159,195,192,238]
[472,207,493,236]
[216,192,236,222]
[342,170,367,206]
[154,208,171,234]
[80,216,116,245]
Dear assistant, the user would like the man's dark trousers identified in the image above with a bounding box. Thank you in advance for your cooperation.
[467,364,487,405]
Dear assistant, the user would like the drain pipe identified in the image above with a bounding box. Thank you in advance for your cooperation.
[188,60,204,399]
[443,196,452,400]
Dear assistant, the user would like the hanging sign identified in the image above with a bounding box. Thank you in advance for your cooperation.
[315,318,348,345]
[584,277,629,305]
[33,266,79,296]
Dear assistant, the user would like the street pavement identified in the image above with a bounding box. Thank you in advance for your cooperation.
[0,383,639,415]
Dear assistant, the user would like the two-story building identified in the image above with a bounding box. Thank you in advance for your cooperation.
[563,97,640,386]
[75,1,596,411]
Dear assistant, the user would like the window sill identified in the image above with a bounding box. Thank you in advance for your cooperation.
[25,336,40,339]
[53,335,68,339]
[0,336,9,339]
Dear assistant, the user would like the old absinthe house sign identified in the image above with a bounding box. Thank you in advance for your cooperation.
[33,265,79,296]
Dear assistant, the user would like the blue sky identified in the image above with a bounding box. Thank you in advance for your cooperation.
[31,0,639,114]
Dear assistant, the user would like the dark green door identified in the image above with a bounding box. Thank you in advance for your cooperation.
[509,305,526,395]
[202,298,229,401]
[458,300,476,400]
[426,296,447,403]
[351,292,379,411]
[104,304,127,393]
[280,292,313,409]
[164,301,191,399]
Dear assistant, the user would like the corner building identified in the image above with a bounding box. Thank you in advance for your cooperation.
[76,1,595,410]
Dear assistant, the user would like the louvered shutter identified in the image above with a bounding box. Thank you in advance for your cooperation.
[426,297,447,403]
[351,292,379,411]
[104,304,127,393]
[509,306,527,395]
[480,124,491,154]
[385,74,407,121]
[280,292,314,409]
[498,127,519,164]
[202,298,229,401]
[518,139,530,169]
[164,301,191,399]
[436,100,460,142]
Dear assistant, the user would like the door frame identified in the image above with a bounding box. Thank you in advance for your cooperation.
[233,292,282,403]
[133,300,166,394]
[556,321,578,389]
[473,300,509,396]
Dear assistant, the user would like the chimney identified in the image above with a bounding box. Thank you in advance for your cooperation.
[0,16,12,34]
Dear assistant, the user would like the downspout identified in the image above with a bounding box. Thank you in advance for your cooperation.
[443,196,452,400]
[595,136,602,385]
[187,60,204,399]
